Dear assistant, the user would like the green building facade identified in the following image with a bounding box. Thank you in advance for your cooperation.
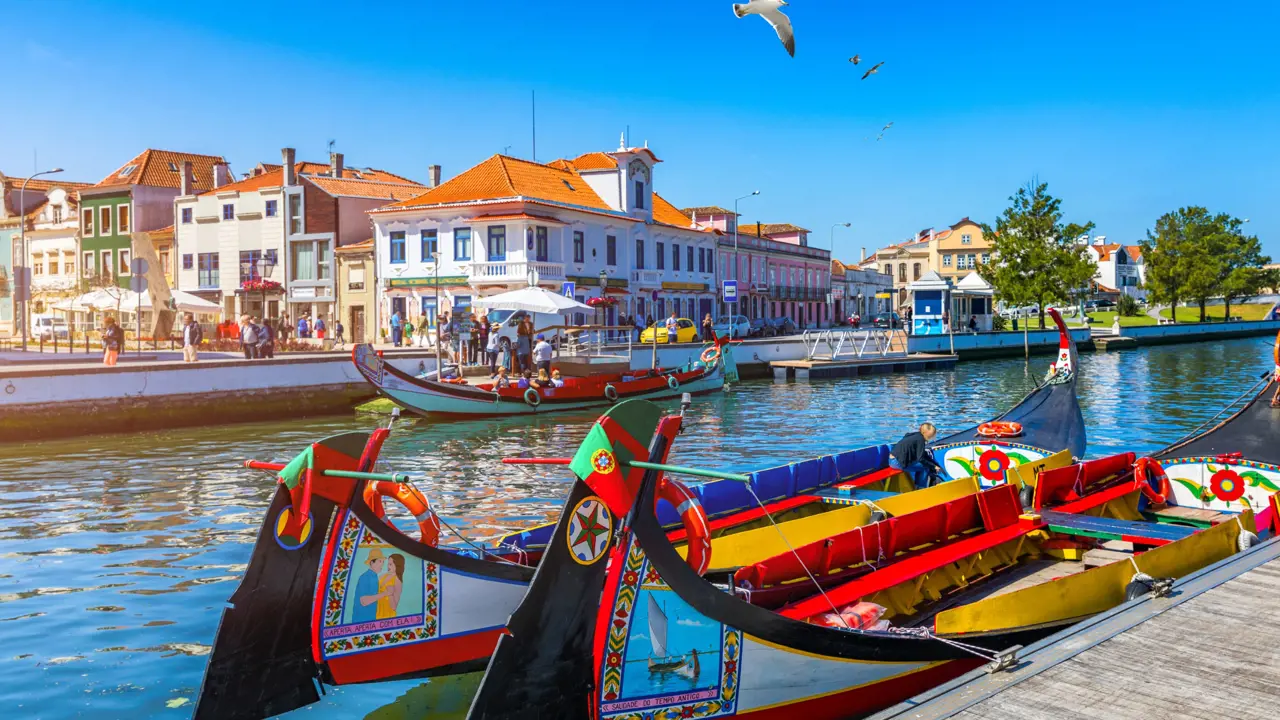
[77,189,134,289]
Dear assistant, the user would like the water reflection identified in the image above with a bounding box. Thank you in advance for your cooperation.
[0,337,1272,718]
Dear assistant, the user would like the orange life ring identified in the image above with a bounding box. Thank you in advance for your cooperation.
[363,480,441,547]
[977,421,1024,438]
[700,345,721,365]
[657,477,711,575]
[1134,457,1172,505]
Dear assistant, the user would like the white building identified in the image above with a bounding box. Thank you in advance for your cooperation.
[175,149,425,322]
[21,182,94,310]
[832,259,892,321]
[1083,237,1145,300]
[369,141,719,333]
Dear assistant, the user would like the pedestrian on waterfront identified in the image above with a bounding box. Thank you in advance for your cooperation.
[516,316,533,372]
[476,315,489,365]
[334,319,345,348]
[315,315,327,340]
[278,314,291,342]
[468,314,481,364]
[181,313,203,363]
[390,310,404,347]
[889,423,943,489]
[634,314,644,341]
[485,322,500,374]
[665,311,679,343]
[256,317,275,359]
[240,314,259,360]
[296,314,309,340]
[403,318,415,349]
[701,313,714,342]
[418,314,431,349]
[533,333,554,375]
[449,313,464,365]
[493,366,510,388]
[435,313,448,356]
[101,316,124,366]
[968,315,978,333]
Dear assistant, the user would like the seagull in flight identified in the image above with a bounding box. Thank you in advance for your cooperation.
[733,1,794,57]
[861,61,884,80]
[882,122,894,131]
[849,54,861,65]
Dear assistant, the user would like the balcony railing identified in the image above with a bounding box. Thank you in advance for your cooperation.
[630,269,661,287]
[468,260,565,284]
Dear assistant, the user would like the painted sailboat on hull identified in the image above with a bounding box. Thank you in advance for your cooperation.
[645,594,702,681]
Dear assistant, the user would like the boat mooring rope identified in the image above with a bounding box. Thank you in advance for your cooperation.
[1164,374,1270,450]
[431,512,524,566]
[886,626,1000,662]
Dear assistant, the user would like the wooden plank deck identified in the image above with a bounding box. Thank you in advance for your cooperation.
[869,538,1280,720]
[770,353,958,380]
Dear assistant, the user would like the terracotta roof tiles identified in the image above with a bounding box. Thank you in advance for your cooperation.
[94,149,228,190]
[305,176,426,201]
[199,168,285,196]
[681,206,735,217]
[382,155,612,212]
[651,193,697,229]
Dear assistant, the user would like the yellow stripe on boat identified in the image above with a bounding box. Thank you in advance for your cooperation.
[685,476,984,572]
[934,510,1255,635]
[1003,448,1073,488]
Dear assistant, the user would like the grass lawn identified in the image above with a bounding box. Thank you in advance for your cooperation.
[1159,303,1275,323]
[1086,311,1157,327]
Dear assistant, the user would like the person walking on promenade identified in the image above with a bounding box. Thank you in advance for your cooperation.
[516,315,533,372]
[240,314,259,359]
[485,321,500,375]
[315,315,327,341]
[468,313,481,365]
[417,315,430,349]
[278,313,292,342]
[665,310,679,343]
[403,318,415,349]
[296,314,310,340]
[476,314,489,367]
[889,423,943,489]
[256,317,275,359]
[634,314,644,342]
[701,313,714,342]
[101,316,124,366]
[390,310,404,348]
[181,313,203,363]
[333,319,345,349]
[533,333,554,376]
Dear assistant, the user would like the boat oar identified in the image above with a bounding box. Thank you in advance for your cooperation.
[242,460,411,483]
[501,457,750,483]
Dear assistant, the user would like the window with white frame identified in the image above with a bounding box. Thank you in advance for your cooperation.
[181,207,193,224]
[981,253,990,265]
[100,250,114,278]
[288,194,302,234]
[317,241,331,280]
[83,251,94,277]
[222,203,235,221]
[265,199,278,218]
[117,205,130,233]
[961,234,972,245]
[32,257,43,275]
[349,263,366,290]
[52,205,62,224]
[943,254,952,267]
[119,249,132,275]
[454,228,472,261]
[99,206,112,235]
[573,231,584,263]
[47,254,58,275]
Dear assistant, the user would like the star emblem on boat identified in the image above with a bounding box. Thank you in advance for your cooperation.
[567,497,612,565]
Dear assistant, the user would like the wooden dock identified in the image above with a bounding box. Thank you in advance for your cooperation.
[770,353,957,380]
[869,537,1280,720]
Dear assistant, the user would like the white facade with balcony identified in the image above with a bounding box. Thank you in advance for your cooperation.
[25,187,84,308]
[370,146,718,334]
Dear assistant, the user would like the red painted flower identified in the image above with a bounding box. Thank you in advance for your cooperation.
[623,570,639,586]
[724,659,738,675]
[681,706,696,718]
[607,651,622,667]
[1211,469,1246,502]
[978,448,1011,481]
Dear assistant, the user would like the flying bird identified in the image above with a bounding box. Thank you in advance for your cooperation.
[861,61,885,80]
[849,54,861,64]
[882,122,894,131]
[876,133,884,142]
[732,0,795,57]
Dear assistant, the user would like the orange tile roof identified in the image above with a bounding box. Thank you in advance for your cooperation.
[749,222,811,236]
[382,155,613,213]
[306,176,426,201]
[94,149,228,190]
[1124,246,1142,262]
[1093,243,1122,261]
[465,212,567,224]
[335,238,375,254]
[199,168,285,196]
[568,152,618,170]
[253,162,418,185]
[1,175,93,192]
[651,193,697,229]
[682,206,735,217]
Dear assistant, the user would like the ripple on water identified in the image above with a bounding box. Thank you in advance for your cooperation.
[0,337,1271,718]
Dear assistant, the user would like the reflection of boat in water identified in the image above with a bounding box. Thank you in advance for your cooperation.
[644,594,701,680]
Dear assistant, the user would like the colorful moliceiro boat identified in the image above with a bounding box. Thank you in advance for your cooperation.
[465,402,1260,720]
[350,336,735,417]
[1148,330,1280,531]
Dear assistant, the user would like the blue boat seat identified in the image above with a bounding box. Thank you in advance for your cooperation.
[751,465,794,504]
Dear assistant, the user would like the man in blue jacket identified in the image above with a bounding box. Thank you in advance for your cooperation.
[889,423,942,489]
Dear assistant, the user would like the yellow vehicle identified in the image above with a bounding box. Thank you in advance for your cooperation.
[639,317,698,344]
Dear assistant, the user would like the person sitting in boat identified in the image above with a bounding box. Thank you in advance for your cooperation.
[534,368,551,389]
[533,334,554,375]
[517,371,532,389]
[492,366,511,389]
[550,369,565,387]
[889,423,943,489]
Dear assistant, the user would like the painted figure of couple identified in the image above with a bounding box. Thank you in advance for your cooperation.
[353,548,406,622]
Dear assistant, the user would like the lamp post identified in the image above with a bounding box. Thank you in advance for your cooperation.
[829,223,851,327]
[432,251,442,375]
[598,269,608,342]
[18,167,63,350]
[257,255,277,318]
[731,190,760,339]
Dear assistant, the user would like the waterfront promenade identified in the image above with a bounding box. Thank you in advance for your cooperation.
[870,537,1280,720]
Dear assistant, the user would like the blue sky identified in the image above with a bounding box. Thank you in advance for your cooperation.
[4,1,1278,261]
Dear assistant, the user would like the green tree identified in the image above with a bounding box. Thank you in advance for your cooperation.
[1218,224,1272,320]
[979,181,1096,328]
[1116,293,1140,317]
[1141,208,1267,322]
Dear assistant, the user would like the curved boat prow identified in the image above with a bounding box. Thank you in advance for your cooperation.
[194,431,376,720]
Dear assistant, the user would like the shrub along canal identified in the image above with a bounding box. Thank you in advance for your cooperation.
[0,336,1272,718]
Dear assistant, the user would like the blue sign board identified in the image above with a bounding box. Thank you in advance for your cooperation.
[722,280,738,302]
[561,281,575,298]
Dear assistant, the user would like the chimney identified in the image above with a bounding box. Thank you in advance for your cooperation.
[330,152,344,179]
[428,164,441,188]
[180,161,194,196]
[213,162,230,189]
[861,247,867,263]
[282,148,296,186]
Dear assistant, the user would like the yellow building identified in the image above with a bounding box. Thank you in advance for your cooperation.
[864,218,992,307]
[934,218,992,284]
[336,239,375,344]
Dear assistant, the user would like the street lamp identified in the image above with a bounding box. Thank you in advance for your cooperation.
[18,167,63,350]
[731,190,760,338]
[829,223,851,327]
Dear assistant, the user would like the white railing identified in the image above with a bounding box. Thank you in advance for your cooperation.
[468,260,565,282]
[630,269,661,286]
[802,328,906,361]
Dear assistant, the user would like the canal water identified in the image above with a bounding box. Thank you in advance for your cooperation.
[0,337,1272,719]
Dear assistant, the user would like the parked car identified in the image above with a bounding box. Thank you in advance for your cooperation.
[871,312,902,329]
[711,314,751,339]
[748,317,770,338]
[762,316,799,337]
[1084,299,1116,311]
[639,317,698,344]
[32,316,70,340]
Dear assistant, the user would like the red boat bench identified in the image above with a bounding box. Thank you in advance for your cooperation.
[773,484,1035,620]
[1035,452,1135,510]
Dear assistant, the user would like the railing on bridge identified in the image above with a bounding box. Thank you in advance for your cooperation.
[801,328,907,361]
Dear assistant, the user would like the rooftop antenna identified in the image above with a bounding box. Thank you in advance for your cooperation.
[531,90,537,162]
[503,145,512,156]
[328,139,335,156]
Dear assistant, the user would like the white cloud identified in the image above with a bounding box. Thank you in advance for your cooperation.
[676,617,706,627]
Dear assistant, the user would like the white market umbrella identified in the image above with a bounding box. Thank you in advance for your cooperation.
[471,286,592,314]
[115,289,220,314]
[51,289,127,311]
